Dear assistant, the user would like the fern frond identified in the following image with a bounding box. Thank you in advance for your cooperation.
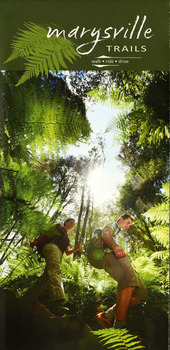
[0,246,43,285]
[143,184,169,224]
[87,84,133,110]
[105,111,133,144]
[93,328,144,349]
[5,22,80,86]
[131,256,161,282]
[144,202,169,224]
[151,250,169,260]
[5,23,44,61]
[150,226,169,248]
[161,183,169,197]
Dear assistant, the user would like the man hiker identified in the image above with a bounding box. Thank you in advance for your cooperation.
[25,218,81,316]
[97,213,147,329]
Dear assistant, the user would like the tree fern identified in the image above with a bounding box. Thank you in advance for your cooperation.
[92,328,144,349]
[87,73,169,149]
[0,246,43,285]
[105,111,130,144]
[2,71,91,162]
[105,109,147,145]
[5,22,80,86]
[87,84,133,110]
[143,183,169,263]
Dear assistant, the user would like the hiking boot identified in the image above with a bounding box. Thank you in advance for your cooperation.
[96,312,113,328]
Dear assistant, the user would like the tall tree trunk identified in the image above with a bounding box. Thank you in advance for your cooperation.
[79,190,91,254]
[86,196,94,241]
[73,183,85,259]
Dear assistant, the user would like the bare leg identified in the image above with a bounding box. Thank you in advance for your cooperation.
[100,287,140,328]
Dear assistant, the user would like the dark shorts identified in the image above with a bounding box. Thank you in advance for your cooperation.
[102,252,147,301]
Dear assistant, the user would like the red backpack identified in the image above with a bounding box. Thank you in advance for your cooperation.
[30,224,64,256]
[30,233,50,255]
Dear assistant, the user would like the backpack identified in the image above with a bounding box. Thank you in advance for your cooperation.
[86,229,104,269]
[30,233,50,256]
[30,224,65,256]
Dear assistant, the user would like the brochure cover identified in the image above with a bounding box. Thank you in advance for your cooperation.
[0,1,169,350]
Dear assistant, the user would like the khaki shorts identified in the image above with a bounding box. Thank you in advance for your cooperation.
[102,252,147,301]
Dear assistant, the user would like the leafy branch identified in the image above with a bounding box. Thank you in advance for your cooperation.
[4,22,80,86]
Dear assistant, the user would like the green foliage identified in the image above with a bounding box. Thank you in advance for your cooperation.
[0,246,44,296]
[87,84,133,110]
[142,184,169,266]
[121,73,168,145]
[0,69,169,350]
[93,71,169,147]
[61,256,98,317]
[0,154,92,264]
[0,71,92,266]
[143,183,169,225]
[150,226,169,249]
[130,247,169,297]
[0,249,168,350]
[105,107,169,147]
[62,254,116,292]
[93,328,143,349]
[61,255,116,318]
[1,71,91,162]
[5,22,80,86]
[105,111,130,144]
[0,162,52,228]
[88,71,169,221]
[130,254,163,286]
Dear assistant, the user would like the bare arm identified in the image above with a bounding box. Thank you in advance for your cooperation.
[65,242,82,256]
[102,227,126,258]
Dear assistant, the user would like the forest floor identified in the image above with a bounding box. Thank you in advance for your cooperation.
[0,289,167,350]
[0,289,103,350]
